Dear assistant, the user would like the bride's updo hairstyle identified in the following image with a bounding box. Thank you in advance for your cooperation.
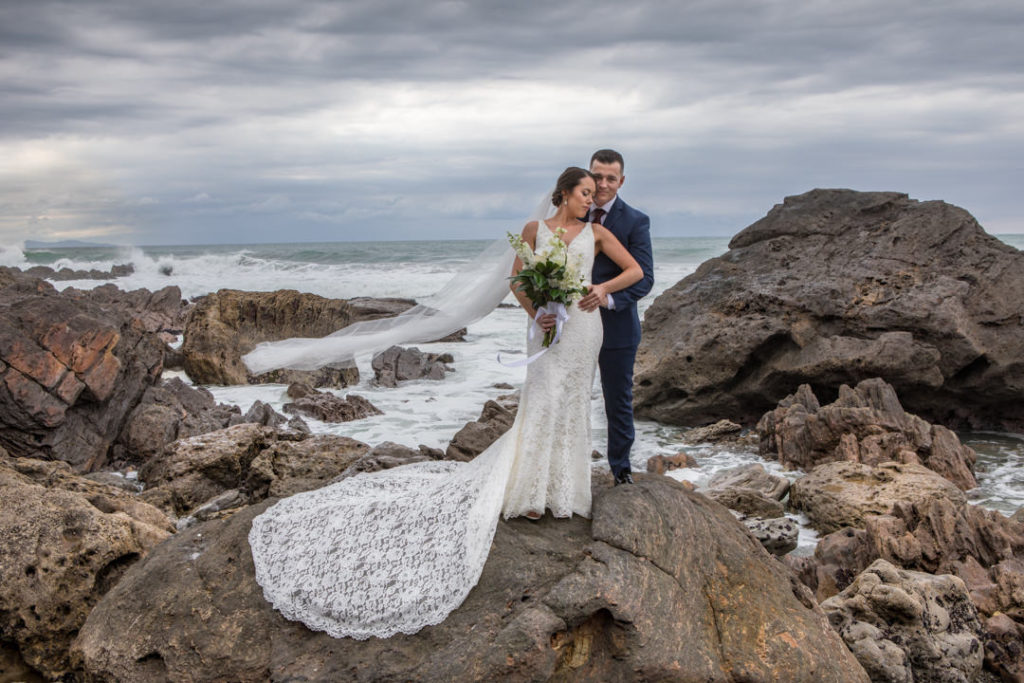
[551,167,594,206]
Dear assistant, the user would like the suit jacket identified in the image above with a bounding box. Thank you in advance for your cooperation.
[591,196,654,349]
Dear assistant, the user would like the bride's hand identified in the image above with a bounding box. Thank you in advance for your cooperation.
[578,284,610,312]
[536,312,558,331]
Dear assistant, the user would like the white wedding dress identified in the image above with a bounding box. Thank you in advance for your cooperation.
[248,223,603,639]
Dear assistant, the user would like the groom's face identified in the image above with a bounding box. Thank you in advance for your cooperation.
[590,160,624,207]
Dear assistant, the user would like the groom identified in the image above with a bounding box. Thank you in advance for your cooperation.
[579,149,654,485]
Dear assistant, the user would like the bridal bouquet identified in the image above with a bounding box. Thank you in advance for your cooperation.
[507,228,589,347]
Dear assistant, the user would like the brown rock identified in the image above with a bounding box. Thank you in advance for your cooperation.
[706,487,786,519]
[645,451,697,474]
[680,418,744,443]
[635,189,1024,431]
[788,461,967,534]
[706,462,791,500]
[0,454,173,679]
[139,424,370,518]
[982,612,1024,681]
[758,378,977,489]
[0,274,166,471]
[446,394,520,461]
[282,390,382,423]
[180,289,415,386]
[72,476,868,682]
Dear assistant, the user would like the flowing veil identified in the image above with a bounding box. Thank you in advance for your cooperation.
[242,192,557,374]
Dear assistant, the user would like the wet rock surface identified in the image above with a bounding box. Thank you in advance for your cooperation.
[635,189,1024,431]
[72,476,868,682]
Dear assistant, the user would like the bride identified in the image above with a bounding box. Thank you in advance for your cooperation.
[246,167,643,639]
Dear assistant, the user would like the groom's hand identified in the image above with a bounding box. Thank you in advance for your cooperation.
[578,284,609,312]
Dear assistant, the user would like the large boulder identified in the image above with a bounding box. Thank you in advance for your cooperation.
[788,461,967,534]
[180,289,418,386]
[635,189,1024,431]
[758,379,977,489]
[821,559,984,683]
[281,387,383,423]
[0,453,173,679]
[72,476,868,682]
[64,283,186,342]
[0,269,166,471]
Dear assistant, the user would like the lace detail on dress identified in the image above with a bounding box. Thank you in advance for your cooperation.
[249,222,602,639]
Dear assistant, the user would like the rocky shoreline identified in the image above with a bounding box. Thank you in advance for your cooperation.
[2,189,1023,681]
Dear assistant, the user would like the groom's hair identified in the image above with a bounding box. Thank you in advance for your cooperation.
[590,149,624,171]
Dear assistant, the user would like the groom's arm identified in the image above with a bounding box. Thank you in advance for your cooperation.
[610,215,654,309]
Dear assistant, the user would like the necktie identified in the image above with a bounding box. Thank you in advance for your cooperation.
[591,208,605,225]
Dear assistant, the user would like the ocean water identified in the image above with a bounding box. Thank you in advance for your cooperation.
[8,234,1024,551]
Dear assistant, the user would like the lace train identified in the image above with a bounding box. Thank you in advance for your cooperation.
[249,223,602,639]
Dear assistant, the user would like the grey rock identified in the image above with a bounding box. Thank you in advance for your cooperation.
[821,559,984,683]
[706,462,790,501]
[282,390,382,423]
[744,516,799,556]
[635,189,1024,431]
[707,487,786,519]
[371,345,452,387]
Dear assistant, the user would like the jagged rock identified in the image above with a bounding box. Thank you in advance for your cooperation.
[114,378,240,463]
[64,283,186,340]
[635,189,1024,431]
[758,379,977,489]
[707,487,786,519]
[680,419,744,443]
[821,559,984,683]
[371,344,453,387]
[72,477,868,682]
[180,289,418,386]
[233,399,290,429]
[0,454,173,679]
[0,269,166,471]
[445,393,519,461]
[789,461,967,534]
[282,389,382,423]
[645,452,698,474]
[1012,508,1024,525]
[706,462,791,501]
[82,470,142,493]
[139,424,370,518]
[744,517,799,556]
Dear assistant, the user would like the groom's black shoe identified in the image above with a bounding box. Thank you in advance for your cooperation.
[614,471,634,486]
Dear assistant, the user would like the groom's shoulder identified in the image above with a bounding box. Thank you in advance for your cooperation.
[615,197,650,227]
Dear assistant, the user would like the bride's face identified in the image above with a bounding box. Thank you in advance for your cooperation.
[563,177,595,219]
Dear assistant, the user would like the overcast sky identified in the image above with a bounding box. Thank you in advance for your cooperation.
[1,0,1022,245]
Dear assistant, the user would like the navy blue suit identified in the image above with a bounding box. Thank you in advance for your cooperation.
[591,196,654,477]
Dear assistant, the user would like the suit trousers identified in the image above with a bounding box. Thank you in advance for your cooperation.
[598,344,637,476]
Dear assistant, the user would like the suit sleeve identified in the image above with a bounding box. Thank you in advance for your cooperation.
[610,214,654,309]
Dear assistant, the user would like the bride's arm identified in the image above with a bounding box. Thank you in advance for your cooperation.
[585,225,643,304]
[510,221,541,318]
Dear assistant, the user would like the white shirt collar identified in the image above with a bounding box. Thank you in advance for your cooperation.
[593,195,616,215]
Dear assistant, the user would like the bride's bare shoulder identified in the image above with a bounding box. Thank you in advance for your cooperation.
[521,221,539,245]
